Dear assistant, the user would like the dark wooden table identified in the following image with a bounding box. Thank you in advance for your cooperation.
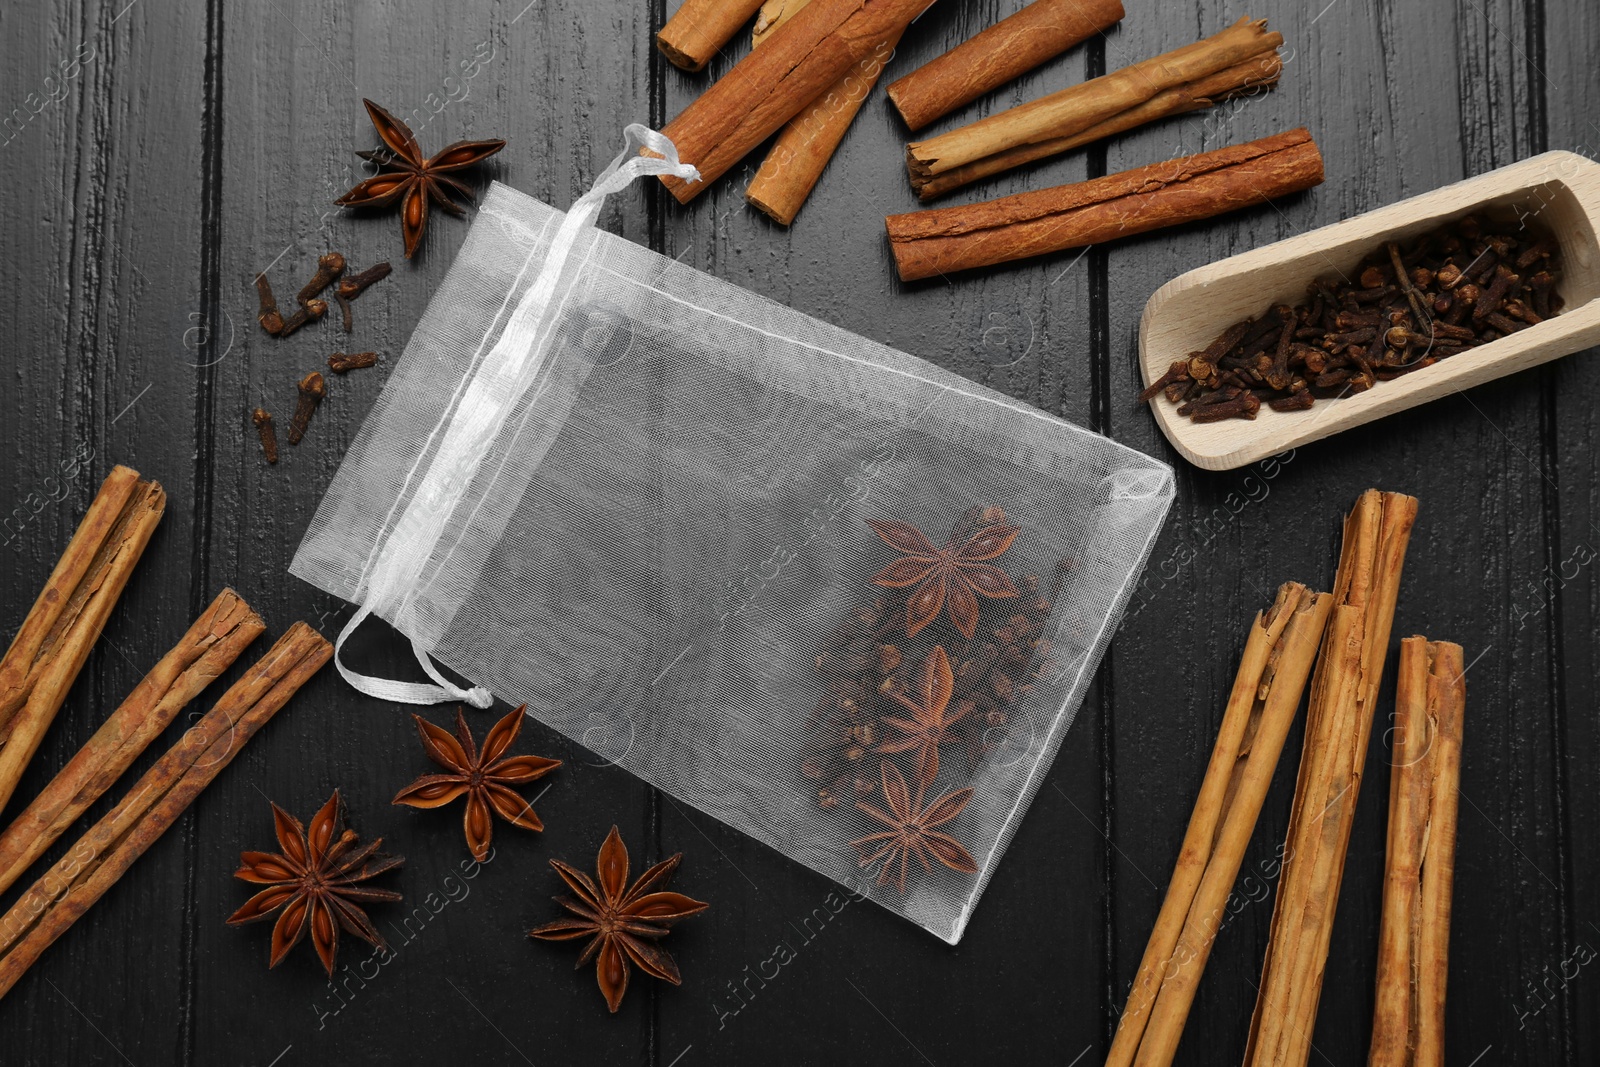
[3,0,1596,1063]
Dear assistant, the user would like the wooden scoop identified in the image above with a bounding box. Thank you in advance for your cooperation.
[1138,150,1600,470]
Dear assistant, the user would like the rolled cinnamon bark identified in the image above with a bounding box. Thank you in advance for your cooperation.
[0,465,165,814]
[886,0,1124,132]
[657,0,768,72]
[1106,583,1331,1067]
[746,28,901,224]
[906,17,1281,196]
[1369,637,1464,1067]
[1243,490,1420,1067]
[659,0,938,202]
[885,128,1323,282]
[913,50,1282,200]
[0,589,264,896]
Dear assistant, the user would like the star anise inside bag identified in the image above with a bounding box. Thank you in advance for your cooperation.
[851,760,977,893]
[866,513,1020,640]
[393,704,561,862]
[876,645,967,787]
[804,508,1067,811]
[335,98,505,258]
[529,825,709,1013]
[226,791,403,976]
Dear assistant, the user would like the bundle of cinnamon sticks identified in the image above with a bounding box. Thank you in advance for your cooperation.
[658,0,938,210]
[0,463,332,998]
[655,3,1310,271]
[1109,490,1466,1067]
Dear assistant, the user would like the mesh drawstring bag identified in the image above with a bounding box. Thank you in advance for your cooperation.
[291,126,1175,943]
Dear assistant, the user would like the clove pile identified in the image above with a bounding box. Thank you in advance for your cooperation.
[1140,215,1564,422]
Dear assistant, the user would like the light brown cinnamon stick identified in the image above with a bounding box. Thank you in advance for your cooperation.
[657,0,768,72]
[886,0,1124,132]
[885,128,1323,282]
[0,589,264,896]
[1106,583,1331,1067]
[906,17,1281,195]
[1242,490,1420,1067]
[0,465,165,814]
[913,51,1283,200]
[1369,637,1464,1067]
[659,0,938,202]
[0,622,331,1000]
[746,23,901,225]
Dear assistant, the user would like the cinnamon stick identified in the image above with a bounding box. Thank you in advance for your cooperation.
[905,17,1282,196]
[0,589,264,896]
[658,0,938,202]
[1369,637,1464,1067]
[1243,490,1420,1067]
[1106,583,1331,1067]
[0,466,165,814]
[746,16,901,225]
[0,622,331,1000]
[913,51,1282,200]
[885,128,1323,282]
[886,0,1125,132]
[657,0,768,72]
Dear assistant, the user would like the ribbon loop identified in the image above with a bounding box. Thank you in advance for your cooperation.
[332,126,696,710]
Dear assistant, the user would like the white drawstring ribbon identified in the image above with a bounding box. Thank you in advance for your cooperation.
[333,126,700,708]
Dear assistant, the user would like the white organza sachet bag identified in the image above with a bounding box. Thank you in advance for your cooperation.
[292,127,1174,942]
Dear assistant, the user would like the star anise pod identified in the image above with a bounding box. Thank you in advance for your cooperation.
[529,825,709,1013]
[876,645,968,787]
[335,98,505,258]
[851,760,978,893]
[866,516,1021,640]
[226,791,403,976]
[393,704,561,862]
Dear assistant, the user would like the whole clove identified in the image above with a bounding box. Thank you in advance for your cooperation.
[328,351,378,374]
[254,275,284,336]
[278,298,328,338]
[336,262,392,302]
[251,409,279,464]
[287,372,326,446]
[1141,215,1564,422]
[296,252,346,306]
[334,261,391,332]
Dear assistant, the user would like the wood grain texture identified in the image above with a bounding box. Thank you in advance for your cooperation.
[0,0,1593,1063]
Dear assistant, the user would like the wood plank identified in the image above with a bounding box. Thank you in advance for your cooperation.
[0,0,212,1061]
[183,1,659,1061]
[1536,1,1600,1064]
[1099,0,1570,1063]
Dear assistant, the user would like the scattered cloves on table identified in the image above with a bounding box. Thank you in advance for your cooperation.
[251,408,279,464]
[1140,214,1564,422]
[328,350,379,374]
[287,372,326,445]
